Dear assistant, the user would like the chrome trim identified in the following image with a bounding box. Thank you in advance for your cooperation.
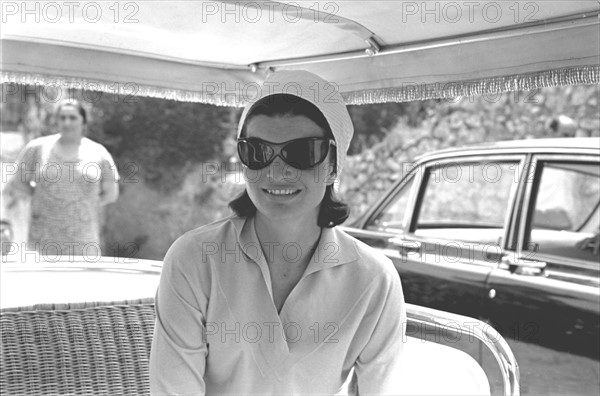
[506,155,532,251]
[518,157,536,256]
[414,142,599,165]
[403,172,423,232]
[407,303,520,396]
[544,268,600,285]
[389,238,422,256]
[380,239,500,271]
[532,252,600,273]
[525,154,600,165]
[339,227,395,240]
[505,158,527,252]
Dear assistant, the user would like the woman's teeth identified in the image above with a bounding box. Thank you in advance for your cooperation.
[265,189,299,195]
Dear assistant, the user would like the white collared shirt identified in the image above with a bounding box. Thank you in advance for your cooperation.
[150,214,406,395]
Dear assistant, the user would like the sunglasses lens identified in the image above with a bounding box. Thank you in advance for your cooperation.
[283,139,329,169]
[238,138,331,170]
[238,139,274,169]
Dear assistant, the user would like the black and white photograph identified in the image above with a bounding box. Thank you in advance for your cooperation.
[1,1,599,395]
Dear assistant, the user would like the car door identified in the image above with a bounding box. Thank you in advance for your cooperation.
[348,153,526,320]
[485,153,600,395]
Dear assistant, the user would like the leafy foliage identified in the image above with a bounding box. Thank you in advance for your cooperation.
[86,94,234,192]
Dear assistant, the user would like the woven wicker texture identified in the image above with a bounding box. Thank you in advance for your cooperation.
[1,301,156,395]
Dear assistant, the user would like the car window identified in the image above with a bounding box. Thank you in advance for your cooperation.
[368,176,415,231]
[413,161,518,243]
[526,161,600,263]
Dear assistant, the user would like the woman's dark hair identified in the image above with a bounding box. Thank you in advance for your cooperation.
[56,99,87,124]
[229,94,350,227]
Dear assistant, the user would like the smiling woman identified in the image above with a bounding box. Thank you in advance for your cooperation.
[149,70,407,395]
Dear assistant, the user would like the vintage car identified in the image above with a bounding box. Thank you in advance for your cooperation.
[2,0,599,395]
[342,137,600,395]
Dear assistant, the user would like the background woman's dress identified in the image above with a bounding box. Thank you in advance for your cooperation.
[14,134,119,256]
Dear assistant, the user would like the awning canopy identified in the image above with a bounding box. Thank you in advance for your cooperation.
[2,1,599,105]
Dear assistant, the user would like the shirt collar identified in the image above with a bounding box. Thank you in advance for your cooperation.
[230,214,358,275]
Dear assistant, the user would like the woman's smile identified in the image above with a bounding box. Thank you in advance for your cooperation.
[263,188,301,196]
[262,187,302,200]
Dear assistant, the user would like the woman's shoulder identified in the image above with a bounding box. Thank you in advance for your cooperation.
[167,214,240,255]
[161,214,240,277]
[17,135,58,160]
[25,134,59,148]
[81,138,112,155]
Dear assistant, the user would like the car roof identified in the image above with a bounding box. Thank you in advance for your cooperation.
[415,137,600,162]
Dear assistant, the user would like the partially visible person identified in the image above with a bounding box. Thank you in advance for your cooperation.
[5,99,119,257]
[576,230,600,256]
[548,115,578,137]
[0,220,13,256]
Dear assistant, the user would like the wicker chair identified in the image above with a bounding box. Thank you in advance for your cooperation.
[1,299,518,396]
[1,298,156,396]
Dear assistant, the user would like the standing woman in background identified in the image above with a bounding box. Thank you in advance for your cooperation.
[5,99,120,257]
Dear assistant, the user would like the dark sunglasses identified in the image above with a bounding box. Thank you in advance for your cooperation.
[237,137,336,170]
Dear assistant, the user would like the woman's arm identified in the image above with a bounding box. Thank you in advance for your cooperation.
[99,178,119,206]
[4,141,38,209]
[354,271,407,395]
[149,236,209,395]
[98,146,120,206]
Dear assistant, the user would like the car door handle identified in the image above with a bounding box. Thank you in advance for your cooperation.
[501,256,547,275]
[389,238,422,256]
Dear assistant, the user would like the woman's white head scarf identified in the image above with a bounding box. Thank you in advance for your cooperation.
[237,70,354,178]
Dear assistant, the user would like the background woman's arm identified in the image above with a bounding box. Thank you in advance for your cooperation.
[4,141,38,209]
[99,178,119,206]
[98,146,120,206]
